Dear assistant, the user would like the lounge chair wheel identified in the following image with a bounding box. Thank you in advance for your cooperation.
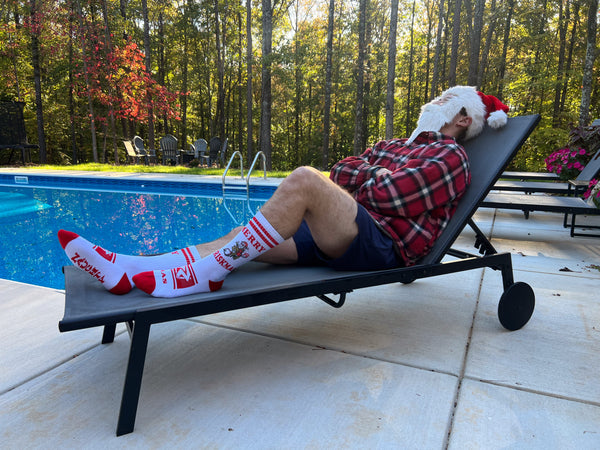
[497,281,535,331]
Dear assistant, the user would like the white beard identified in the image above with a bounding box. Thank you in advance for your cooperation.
[416,103,453,133]
[406,97,462,144]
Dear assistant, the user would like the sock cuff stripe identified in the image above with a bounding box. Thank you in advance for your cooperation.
[249,217,279,248]
[181,247,197,264]
[254,211,283,241]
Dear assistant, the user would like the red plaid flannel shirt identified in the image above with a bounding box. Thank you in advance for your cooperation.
[330,131,471,265]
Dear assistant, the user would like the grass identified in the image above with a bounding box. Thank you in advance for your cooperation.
[20,163,293,178]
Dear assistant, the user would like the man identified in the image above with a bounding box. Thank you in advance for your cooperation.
[58,85,508,298]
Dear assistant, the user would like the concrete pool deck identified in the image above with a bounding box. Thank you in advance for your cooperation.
[1,170,599,448]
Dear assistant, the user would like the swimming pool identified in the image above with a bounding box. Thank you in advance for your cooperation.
[0,173,275,290]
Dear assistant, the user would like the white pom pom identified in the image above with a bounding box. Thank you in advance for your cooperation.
[487,110,508,129]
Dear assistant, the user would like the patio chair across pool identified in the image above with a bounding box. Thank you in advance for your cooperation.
[59,114,541,436]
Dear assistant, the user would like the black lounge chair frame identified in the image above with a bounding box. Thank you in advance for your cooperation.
[493,149,600,195]
[482,191,600,237]
[0,101,38,164]
[59,115,540,436]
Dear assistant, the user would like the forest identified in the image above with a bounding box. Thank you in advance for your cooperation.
[0,0,598,171]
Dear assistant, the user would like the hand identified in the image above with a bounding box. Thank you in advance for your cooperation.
[374,168,391,178]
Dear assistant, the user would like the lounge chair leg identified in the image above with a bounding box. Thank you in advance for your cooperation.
[101,324,116,344]
[116,319,151,436]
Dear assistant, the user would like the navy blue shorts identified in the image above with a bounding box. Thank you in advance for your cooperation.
[292,204,402,271]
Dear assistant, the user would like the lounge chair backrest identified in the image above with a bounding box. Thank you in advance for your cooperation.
[576,148,600,181]
[160,134,178,150]
[0,101,38,163]
[0,102,29,148]
[420,115,541,265]
[193,138,207,158]
[123,140,137,157]
[208,136,221,159]
[133,136,145,153]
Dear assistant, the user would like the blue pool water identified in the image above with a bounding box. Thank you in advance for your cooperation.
[0,174,274,289]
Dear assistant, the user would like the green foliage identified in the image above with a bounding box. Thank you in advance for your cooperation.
[508,125,567,172]
[0,0,598,173]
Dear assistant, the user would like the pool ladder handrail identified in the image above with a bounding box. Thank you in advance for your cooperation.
[221,151,244,191]
[246,151,267,192]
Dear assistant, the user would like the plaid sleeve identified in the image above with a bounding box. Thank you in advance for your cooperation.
[355,142,470,218]
[330,142,386,191]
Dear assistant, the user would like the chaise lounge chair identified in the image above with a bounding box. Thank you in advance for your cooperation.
[0,101,39,164]
[492,148,600,195]
[58,114,540,436]
[481,189,600,237]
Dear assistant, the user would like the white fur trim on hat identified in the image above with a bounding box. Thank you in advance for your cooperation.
[406,85,486,144]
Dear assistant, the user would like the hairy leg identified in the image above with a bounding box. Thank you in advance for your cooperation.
[195,167,358,264]
[259,166,358,259]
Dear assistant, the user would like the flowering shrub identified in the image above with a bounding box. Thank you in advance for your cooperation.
[584,179,600,208]
[545,147,590,180]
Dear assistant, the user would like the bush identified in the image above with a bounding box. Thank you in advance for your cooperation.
[545,147,589,180]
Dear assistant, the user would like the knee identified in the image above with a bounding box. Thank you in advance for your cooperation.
[284,166,324,189]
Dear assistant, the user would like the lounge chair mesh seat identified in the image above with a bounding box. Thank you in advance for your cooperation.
[59,114,540,436]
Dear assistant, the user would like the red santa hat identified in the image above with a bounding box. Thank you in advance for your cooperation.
[406,85,509,144]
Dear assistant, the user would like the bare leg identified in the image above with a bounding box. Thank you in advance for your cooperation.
[195,166,358,263]
[260,166,358,258]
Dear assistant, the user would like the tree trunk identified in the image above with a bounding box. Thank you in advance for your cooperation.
[448,0,462,86]
[246,0,253,163]
[75,0,98,162]
[100,0,119,163]
[260,0,273,169]
[561,1,579,113]
[468,0,485,86]
[181,1,191,147]
[142,0,155,155]
[431,0,445,97]
[352,0,368,156]
[385,0,398,139]
[321,0,335,169]
[68,4,78,164]
[405,0,416,136]
[477,0,496,90]
[215,0,225,141]
[497,0,514,98]
[158,12,167,133]
[552,0,568,126]
[579,0,597,126]
[30,0,46,163]
[237,12,244,160]
[293,0,301,166]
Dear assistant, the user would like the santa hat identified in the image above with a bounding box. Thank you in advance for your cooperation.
[406,85,509,144]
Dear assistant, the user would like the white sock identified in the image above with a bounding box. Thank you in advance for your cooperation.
[58,229,201,294]
[133,211,284,297]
